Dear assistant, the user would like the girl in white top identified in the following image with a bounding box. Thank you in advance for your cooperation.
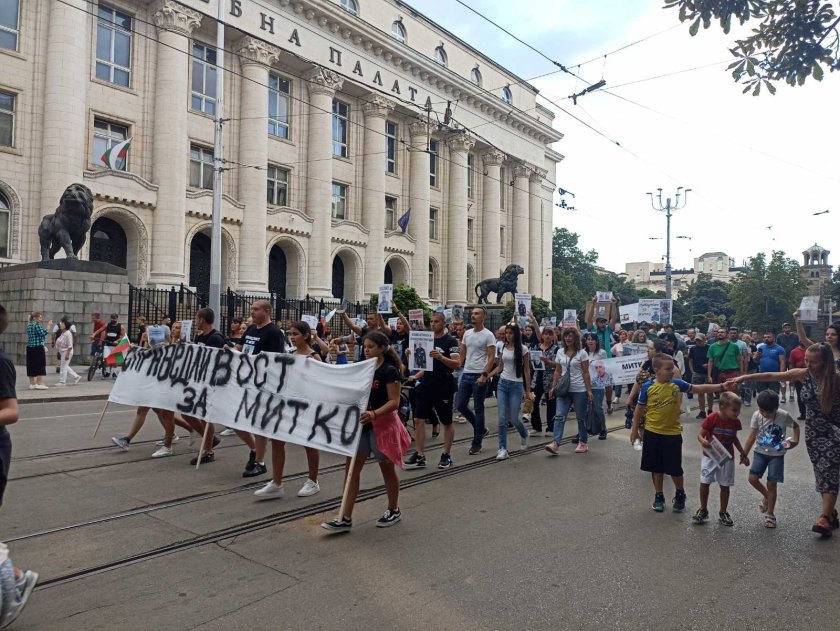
[547,327,594,454]
[54,320,80,385]
[488,324,534,460]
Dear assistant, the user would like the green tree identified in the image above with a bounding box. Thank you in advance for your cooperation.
[637,288,666,299]
[728,251,807,331]
[594,271,638,306]
[674,272,734,327]
[501,296,552,324]
[368,283,431,321]
[666,0,840,95]
[551,227,598,312]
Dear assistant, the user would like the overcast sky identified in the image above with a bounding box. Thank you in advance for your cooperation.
[408,0,840,274]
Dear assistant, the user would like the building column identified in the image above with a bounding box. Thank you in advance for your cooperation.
[236,37,281,292]
[529,168,547,298]
[480,150,505,283]
[541,178,554,300]
[361,96,395,296]
[40,0,90,240]
[149,0,202,286]
[303,67,343,297]
[408,121,432,297]
[512,163,531,293]
[446,133,475,302]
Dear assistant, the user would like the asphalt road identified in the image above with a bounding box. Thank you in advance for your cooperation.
[4,397,839,630]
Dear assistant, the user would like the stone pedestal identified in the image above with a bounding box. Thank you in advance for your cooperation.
[0,261,129,365]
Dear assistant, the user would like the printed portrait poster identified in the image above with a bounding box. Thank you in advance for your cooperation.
[530,349,545,372]
[619,302,639,324]
[340,298,350,314]
[388,317,398,330]
[443,308,453,324]
[515,293,532,319]
[550,316,557,327]
[179,320,193,343]
[596,291,613,303]
[377,284,393,314]
[452,304,464,322]
[408,331,434,371]
[658,299,673,325]
[562,309,577,328]
[408,309,424,330]
[799,296,819,323]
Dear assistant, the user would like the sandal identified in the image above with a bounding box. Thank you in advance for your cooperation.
[830,510,840,530]
[764,514,777,529]
[812,515,833,537]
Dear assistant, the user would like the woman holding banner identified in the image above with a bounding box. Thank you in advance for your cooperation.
[322,331,410,531]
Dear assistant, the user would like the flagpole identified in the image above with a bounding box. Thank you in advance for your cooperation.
[209,0,225,320]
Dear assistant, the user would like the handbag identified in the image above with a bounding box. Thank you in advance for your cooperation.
[554,355,572,398]
[521,398,534,414]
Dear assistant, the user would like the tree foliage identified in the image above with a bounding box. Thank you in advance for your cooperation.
[673,272,734,328]
[551,227,599,311]
[728,251,807,331]
[368,283,431,319]
[666,0,840,94]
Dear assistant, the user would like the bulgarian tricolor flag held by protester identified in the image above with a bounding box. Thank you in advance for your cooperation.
[105,335,131,366]
[101,137,132,170]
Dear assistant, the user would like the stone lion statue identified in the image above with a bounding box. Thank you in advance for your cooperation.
[474,264,525,304]
[38,183,94,261]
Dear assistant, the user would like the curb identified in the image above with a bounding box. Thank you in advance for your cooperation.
[18,393,110,405]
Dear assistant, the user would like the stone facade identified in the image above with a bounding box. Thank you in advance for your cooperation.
[0,0,563,305]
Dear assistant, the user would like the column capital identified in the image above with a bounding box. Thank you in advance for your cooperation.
[481,150,506,168]
[362,95,396,119]
[303,66,344,96]
[513,163,532,179]
[236,35,282,67]
[529,167,547,183]
[152,0,201,35]
[408,120,433,139]
[446,132,475,154]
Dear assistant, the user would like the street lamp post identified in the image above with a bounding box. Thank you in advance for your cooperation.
[647,187,691,301]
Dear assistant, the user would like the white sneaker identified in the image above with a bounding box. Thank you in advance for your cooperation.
[219,428,236,436]
[28,385,35,390]
[151,446,172,458]
[496,448,510,460]
[528,429,539,436]
[544,430,552,437]
[297,479,321,497]
[55,382,66,387]
[520,433,530,451]
[254,481,285,500]
[156,435,180,446]
[34,384,48,390]
[74,375,82,384]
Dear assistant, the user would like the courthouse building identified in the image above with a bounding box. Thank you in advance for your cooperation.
[0,0,563,303]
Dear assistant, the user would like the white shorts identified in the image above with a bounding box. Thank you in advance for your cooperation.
[700,455,735,487]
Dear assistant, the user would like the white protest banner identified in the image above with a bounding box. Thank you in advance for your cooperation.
[638,299,672,324]
[587,354,647,386]
[515,293,531,319]
[408,331,434,371]
[596,291,613,303]
[622,342,649,357]
[620,302,639,324]
[302,314,319,330]
[377,284,393,313]
[563,309,577,328]
[180,320,192,343]
[799,296,820,323]
[408,309,424,330]
[110,346,376,457]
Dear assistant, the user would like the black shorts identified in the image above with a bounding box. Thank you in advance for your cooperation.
[415,387,454,426]
[25,345,46,377]
[640,430,683,477]
[0,429,11,508]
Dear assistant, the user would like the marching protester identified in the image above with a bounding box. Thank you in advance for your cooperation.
[489,324,533,460]
[404,311,461,470]
[776,322,800,403]
[25,312,51,390]
[545,327,593,455]
[186,308,227,466]
[730,342,840,537]
[706,328,743,402]
[585,295,618,412]
[334,312,391,362]
[756,331,786,395]
[789,341,807,420]
[54,320,81,386]
[254,316,322,500]
[456,306,497,455]
[530,327,559,436]
[662,332,689,415]
[610,328,630,404]
[582,332,608,439]
[794,311,840,369]
[687,333,710,418]
[0,304,38,627]
[89,312,106,365]
[322,331,411,531]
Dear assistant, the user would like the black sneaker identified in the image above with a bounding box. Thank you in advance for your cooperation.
[598,430,607,440]
[212,435,222,448]
[404,452,426,469]
[321,516,352,532]
[376,508,402,528]
[468,445,482,455]
[718,511,733,527]
[438,453,453,469]
[244,450,256,472]
[691,508,709,524]
[696,411,707,420]
[190,452,215,465]
[483,427,490,438]
[243,461,267,478]
[673,490,687,513]
[652,492,665,512]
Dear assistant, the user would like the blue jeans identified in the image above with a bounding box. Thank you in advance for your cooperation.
[552,390,591,445]
[456,372,487,449]
[497,378,527,450]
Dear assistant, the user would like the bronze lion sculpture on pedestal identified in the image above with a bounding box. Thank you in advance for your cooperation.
[474,264,525,304]
[38,183,94,261]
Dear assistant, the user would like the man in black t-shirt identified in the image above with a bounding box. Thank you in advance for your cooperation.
[404,312,461,470]
[186,308,227,466]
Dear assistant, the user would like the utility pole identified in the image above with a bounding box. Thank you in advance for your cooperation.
[209,0,226,319]
[647,187,690,301]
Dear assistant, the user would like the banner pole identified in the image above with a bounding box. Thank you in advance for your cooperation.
[195,421,213,471]
[337,453,358,520]
[92,400,110,438]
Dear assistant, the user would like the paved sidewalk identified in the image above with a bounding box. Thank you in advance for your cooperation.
[14,363,114,404]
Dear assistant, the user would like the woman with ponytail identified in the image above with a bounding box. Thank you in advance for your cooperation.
[488,324,533,460]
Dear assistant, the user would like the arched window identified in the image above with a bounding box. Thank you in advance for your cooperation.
[340,0,358,15]
[391,20,406,43]
[0,191,9,259]
[470,67,482,87]
[89,217,128,269]
[501,86,512,104]
[434,46,447,67]
[428,260,438,299]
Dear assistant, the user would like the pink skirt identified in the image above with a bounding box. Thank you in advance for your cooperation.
[372,411,412,469]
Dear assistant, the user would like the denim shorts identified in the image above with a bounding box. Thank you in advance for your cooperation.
[749,451,785,483]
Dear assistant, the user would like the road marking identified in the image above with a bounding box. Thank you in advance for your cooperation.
[20,411,133,421]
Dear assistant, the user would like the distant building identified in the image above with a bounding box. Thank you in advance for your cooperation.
[624,251,740,296]
[801,244,834,329]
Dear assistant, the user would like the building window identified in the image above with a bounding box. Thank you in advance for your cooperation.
[0,0,19,51]
[434,45,447,67]
[189,145,214,189]
[385,120,397,174]
[92,118,128,170]
[266,165,288,206]
[385,196,397,231]
[429,207,438,240]
[429,139,438,187]
[467,154,474,199]
[716,258,723,271]
[340,0,358,15]
[500,167,506,209]
[391,20,406,43]
[331,182,347,219]
[0,90,14,148]
[428,261,438,299]
[500,226,506,255]
[467,218,474,248]
[268,73,290,139]
[96,5,132,87]
[0,191,9,258]
[501,86,512,104]
[332,99,349,158]
[191,43,217,115]
[470,67,482,87]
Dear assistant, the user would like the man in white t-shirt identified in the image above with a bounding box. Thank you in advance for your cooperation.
[457,306,497,455]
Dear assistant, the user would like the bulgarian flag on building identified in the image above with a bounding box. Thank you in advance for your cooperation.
[101,137,132,170]
[105,334,132,366]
